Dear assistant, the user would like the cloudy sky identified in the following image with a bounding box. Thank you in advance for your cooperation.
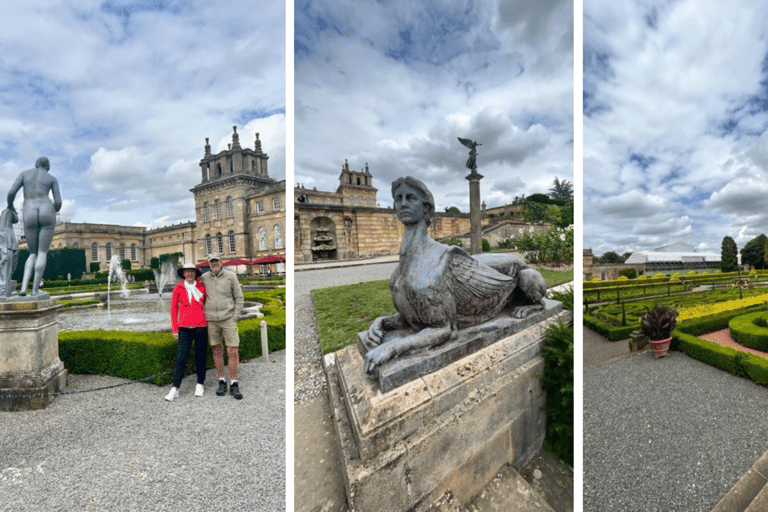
[0,0,285,229]
[584,0,768,258]
[294,0,573,212]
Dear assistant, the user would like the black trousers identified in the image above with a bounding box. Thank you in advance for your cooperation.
[172,326,208,388]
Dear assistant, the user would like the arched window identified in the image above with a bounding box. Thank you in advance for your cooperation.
[258,227,266,250]
[226,196,234,218]
[203,202,210,222]
[131,243,137,261]
[274,225,283,249]
[91,243,98,262]
[105,243,112,261]
[205,234,212,255]
[120,243,126,261]
[214,199,221,220]
[228,231,236,253]
[216,232,224,254]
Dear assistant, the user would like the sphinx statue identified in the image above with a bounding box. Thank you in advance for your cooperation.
[361,176,548,374]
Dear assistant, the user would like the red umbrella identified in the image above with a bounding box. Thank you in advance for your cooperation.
[223,258,252,266]
[250,255,286,264]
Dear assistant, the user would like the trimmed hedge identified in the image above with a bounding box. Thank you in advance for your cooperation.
[673,306,768,387]
[583,313,636,341]
[58,320,286,386]
[728,312,768,352]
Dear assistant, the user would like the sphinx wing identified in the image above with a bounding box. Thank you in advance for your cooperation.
[447,246,514,305]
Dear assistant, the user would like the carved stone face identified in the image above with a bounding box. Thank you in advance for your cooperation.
[393,183,427,225]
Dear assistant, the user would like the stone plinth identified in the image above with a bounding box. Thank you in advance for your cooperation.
[327,310,571,511]
[0,299,67,411]
[358,299,563,393]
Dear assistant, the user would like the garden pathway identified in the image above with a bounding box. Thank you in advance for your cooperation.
[0,353,286,511]
[584,328,768,511]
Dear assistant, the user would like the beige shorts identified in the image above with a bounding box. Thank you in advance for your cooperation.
[207,317,240,347]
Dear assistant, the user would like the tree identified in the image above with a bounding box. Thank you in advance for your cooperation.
[740,234,766,269]
[444,206,461,214]
[522,202,547,223]
[721,236,738,272]
[549,177,574,201]
[597,251,625,264]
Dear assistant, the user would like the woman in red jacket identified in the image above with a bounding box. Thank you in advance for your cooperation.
[165,262,208,401]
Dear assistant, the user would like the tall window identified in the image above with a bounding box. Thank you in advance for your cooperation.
[206,234,212,255]
[214,199,221,219]
[120,243,126,261]
[257,200,264,213]
[226,197,234,218]
[105,243,112,261]
[216,232,224,254]
[91,243,98,262]
[204,202,210,222]
[258,227,266,250]
[272,197,280,210]
[131,243,137,261]
[274,225,283,249]
[228,231,236,253]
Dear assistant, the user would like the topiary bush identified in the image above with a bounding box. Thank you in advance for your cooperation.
[482,238,491,252]
[728,311,768,352]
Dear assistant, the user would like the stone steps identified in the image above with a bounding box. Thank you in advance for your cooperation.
[711,449,768,512]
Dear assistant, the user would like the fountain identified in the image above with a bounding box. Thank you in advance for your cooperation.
[107,255,130,321]
[151,259,178,297]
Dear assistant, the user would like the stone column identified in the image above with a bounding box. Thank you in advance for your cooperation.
[0,299,67,411]
[466,170,484,254]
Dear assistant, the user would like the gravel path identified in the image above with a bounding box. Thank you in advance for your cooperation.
[584,350,768,512]
[293,263,396,404]
[0,351,286,512]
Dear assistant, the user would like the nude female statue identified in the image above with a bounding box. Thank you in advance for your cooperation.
[362,176,547,374]
[7,157,62,297]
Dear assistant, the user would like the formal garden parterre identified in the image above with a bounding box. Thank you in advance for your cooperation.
[585,269,768,386]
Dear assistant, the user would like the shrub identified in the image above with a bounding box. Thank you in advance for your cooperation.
[90,262,100,272]
[687,271,698,276]
[591,277,601,283]
[637,274,647,280]
[58,320,286,385]
[616,275,628,281]
[541,319,573,466]
[482,238,491,252]
[654,273,666,279]
[728,312,768,352]
[121,259,131,271]
[444,237,463,247]
[619,267,637,279]
[150,257,160,269]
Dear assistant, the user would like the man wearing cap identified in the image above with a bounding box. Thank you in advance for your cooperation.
[201,253,245,399]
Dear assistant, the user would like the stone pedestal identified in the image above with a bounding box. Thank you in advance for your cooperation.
[326,310,571,512]
[0,299,67,411]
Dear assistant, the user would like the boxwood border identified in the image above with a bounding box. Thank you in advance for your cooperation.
[58,318,286,386]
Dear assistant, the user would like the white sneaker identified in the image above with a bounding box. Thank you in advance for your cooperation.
[195,384,204,397]
[164,387,179,401]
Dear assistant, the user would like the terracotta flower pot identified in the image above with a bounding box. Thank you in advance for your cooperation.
[649,336,672,359]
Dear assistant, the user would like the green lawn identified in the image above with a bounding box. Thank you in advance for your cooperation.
[312,267,574,355]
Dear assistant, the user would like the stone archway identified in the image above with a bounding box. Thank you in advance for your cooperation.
[309,216,338,261]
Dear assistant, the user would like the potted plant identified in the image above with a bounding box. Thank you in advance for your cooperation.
[639,304,678,358]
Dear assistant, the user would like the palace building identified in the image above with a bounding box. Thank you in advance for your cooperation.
[33,127,286,273]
